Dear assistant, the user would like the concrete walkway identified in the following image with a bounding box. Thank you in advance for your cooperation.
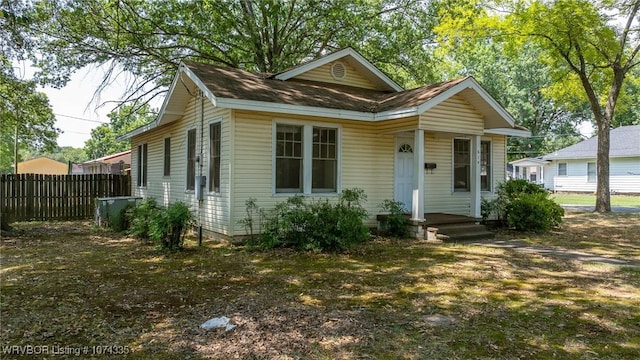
[561,205,640,213]
[470,240,640,268]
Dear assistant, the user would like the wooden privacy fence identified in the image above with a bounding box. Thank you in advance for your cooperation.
[1,174,131,221]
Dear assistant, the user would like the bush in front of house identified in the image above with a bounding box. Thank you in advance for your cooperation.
[482,179,564,232]
[245,188,370,252]
[378,199,409,238]
[506,193,564,233]
[127,198,194,250]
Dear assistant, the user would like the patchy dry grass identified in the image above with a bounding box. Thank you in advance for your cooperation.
[1,214,639,359]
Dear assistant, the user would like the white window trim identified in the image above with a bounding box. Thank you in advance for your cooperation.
[272,119,342,196]
[185,126,197,193]
[208,117,223,195]
[452,137,471,193]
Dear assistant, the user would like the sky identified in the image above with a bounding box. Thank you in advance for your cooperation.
[15,61,137,149]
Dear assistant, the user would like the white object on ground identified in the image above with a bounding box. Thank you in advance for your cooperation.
[201,316,236,331]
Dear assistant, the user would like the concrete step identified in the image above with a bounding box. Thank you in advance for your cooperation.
[431,223,495,242]
[437,230,495,242]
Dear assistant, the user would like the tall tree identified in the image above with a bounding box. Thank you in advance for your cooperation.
[22,0,439,104]
[437,0,640,212]
[435,38,587,160]
[84,103,155,159]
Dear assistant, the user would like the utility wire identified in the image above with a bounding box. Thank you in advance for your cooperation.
[54,113,108,124]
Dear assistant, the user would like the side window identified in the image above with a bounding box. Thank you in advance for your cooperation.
[312,127,337,193]
[186,129,196,190]
[137,143,147,187]
[209,122,221,192]
[163,137,171,176]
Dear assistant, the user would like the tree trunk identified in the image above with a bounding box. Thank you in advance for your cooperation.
[595,119,611,212]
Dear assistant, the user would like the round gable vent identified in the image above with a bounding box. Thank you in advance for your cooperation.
[331,61,347,80]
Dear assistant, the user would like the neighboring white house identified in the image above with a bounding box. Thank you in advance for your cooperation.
[541,125,640,194]
[119,47,530,238]
[509,157,549,185]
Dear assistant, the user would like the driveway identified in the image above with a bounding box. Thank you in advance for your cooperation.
[561,205,640,213]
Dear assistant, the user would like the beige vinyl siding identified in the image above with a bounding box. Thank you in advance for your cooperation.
[131,97,232,235]
[424,132,470,216]
[484,135,506,199]
[420,95,484,135]
[376,116,419,135]
[292,61,379,90]
[231,110,394,235]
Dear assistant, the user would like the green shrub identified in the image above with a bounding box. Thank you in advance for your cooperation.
[245,188,370,252]
[378,199,409,237]
[148,201,194,250]
[484,179,563,232]
[127,199,194,250]
[506,193,564,232]
[128,198,159,241]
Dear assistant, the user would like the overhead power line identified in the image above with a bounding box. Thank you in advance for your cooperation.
[54,113,108,124]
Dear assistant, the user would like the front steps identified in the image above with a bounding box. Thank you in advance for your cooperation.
[376,213,495,242]
[425,213,494,242]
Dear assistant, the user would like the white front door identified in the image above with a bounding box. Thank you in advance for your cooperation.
[395,139,414,212]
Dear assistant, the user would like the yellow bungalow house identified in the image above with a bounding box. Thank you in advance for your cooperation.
[120,48,529,239]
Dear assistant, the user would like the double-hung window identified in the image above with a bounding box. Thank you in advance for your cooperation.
[558,162,567,176]
[186,129,197,190]
[209,122,221,193]
[453,138,470,192]
[275,123,338,194]
[163,138,171,176]
[137,143,147,187]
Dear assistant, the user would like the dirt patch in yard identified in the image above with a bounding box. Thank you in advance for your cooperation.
[1,215,639,359]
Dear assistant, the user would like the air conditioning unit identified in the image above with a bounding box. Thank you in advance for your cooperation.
[95,196,143,227]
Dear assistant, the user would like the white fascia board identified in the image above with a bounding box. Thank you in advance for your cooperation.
[484,128,531,137]
[215,97,376,121]
[274,48,404,92]
[374,107,419,121]
[178,63,218,107]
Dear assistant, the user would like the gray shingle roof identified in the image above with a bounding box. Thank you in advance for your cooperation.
[542,125,640,160]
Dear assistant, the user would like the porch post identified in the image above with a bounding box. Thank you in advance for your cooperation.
[411,129,425,221]
[539,165,545,187]
[470,135,481,218]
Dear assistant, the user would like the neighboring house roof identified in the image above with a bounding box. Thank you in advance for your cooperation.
[119,47,530,141]
[83,150,132,165]
[509,157,550,167]
[542,125,640,160]
[16,156,68,175]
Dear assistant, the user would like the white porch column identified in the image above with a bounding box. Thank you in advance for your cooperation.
[539,165,545,186]
[470,135,481,218]
[411,129,425,221]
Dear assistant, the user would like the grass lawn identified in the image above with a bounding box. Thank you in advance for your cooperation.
[551,193,640,207]
[1,213,639,359]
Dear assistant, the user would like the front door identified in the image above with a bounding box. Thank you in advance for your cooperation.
[395,138,414,212]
